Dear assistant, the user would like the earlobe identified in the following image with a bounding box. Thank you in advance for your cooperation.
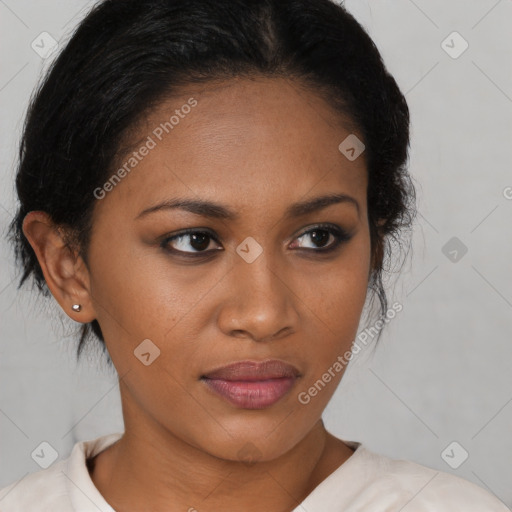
[21,211,96,323]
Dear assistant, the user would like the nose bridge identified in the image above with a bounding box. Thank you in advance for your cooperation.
[236,245,281,299]
[233,227,281,287]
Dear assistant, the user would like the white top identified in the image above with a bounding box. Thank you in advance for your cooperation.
[0,431,508,511]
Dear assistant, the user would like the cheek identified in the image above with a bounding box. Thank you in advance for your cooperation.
[87,229,188,333]
[85,231,169,361]
[295,232,371,385]
[86,231,225,385]
[306,231,371,326]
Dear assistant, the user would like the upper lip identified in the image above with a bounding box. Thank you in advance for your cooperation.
[201,359,301,381]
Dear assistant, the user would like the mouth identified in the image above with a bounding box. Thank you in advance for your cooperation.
[200,359,301,410]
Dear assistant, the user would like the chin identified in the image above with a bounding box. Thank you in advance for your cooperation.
[191,421,308,465]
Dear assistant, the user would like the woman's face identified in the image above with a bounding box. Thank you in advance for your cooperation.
[86,76,371,461]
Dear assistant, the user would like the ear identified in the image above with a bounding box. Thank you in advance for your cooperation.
[22,211,96,323]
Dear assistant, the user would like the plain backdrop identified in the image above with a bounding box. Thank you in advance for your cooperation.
[0,0,511,507]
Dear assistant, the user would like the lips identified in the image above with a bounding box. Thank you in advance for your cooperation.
[202,359,301,381]
[200,359,301,409]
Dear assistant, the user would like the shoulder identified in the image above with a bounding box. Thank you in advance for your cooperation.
[0,432,122,512]
[0,459,71,512]
[350,445,509,511]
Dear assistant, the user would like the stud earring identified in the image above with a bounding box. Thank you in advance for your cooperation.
[72,304,82,312]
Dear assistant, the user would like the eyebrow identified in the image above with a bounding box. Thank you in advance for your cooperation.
[135,193,360,221]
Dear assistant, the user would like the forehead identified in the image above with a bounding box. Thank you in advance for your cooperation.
[95,76,367,222]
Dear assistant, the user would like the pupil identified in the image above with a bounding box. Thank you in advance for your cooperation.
[191,233,210,251]
[311,230,329,247]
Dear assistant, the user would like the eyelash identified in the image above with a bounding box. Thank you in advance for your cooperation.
[159,223,352,259]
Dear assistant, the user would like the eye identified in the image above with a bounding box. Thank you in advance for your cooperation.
[160,229,222,256]
[160,223,352,259]
[290,224,352,253]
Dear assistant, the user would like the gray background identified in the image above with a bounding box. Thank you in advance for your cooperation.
[1,0,511,507]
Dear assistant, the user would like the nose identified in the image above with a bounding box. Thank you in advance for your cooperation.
[216,250,298,343]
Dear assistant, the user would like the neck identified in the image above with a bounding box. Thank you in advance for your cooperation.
[89,399,354,512]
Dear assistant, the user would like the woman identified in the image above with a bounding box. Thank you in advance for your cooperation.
[1,0,508,510]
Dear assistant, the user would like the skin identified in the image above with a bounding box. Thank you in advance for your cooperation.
[22,76,375,512]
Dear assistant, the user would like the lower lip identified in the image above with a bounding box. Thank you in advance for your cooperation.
[201,377,296,409]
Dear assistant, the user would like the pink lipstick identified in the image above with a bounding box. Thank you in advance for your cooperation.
[201,359,300,409]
